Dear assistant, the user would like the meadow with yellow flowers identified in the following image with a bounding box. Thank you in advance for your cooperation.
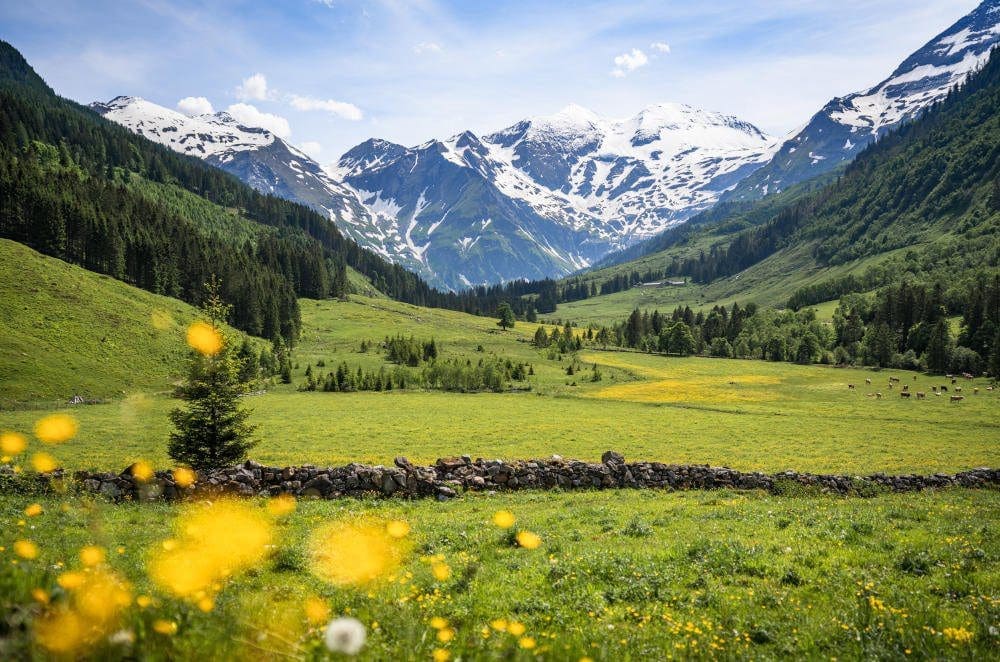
[2,242,1000,659]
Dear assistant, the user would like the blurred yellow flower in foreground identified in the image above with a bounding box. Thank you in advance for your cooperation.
[0,431,27,455]
[386,519,410,538]
[432,561,451,581]
[153,619,178,636]
[14,539,38,559]
[309,520,406,586]
[516,531,542,550]
[432,649,451,662]
[436,627,455,642]
[519,636,537,649]
[266,494,297,516]
[35,567,131,654]
[80,545,106,567]
[131,460,154,482]
[507,622,526,637]
[186,321,223,356]
[150,500,272,599]
[34,414,78,444]
[492,510,516,528]
[490,619,508,632]
[24,503,43,517]
[31,452,57,473]
[304,596,331,625]
[430,616,448,630]
[172,467,196,488]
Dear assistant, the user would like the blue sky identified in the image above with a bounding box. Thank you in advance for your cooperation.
[1,0,982,162]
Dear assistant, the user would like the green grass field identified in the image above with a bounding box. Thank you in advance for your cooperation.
[1,489,997,659]
[2,244,999,660]
[2,293,998,474]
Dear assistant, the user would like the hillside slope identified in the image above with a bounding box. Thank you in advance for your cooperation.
[724,0,1000,202]
[0,239,232,403]
[554,46,1000,322]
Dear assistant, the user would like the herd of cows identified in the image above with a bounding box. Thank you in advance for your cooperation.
[847,372,993,402]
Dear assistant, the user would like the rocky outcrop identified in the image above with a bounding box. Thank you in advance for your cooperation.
[4,452,997,503]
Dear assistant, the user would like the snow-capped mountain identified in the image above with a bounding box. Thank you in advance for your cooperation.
[336,103,775,288]
[725,0,1000,201]
[89,96,380,265]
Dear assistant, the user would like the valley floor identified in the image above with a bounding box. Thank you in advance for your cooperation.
[2,262,999,660]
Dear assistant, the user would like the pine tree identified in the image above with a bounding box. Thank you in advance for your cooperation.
[497,302,516,330]
[168,280,257,471]
[988,329,1000,382]
[926,318,951,374]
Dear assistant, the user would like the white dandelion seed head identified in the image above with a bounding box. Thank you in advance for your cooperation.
[324,617,367,655]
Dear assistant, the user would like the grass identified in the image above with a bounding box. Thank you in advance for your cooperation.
[0,489,997,659]
[0,239,227,405]
[555,243,905,326]
[2,243,1000,659]
[2,294,998,475]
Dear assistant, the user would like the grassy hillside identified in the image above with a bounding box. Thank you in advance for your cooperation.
[0,239,250,405]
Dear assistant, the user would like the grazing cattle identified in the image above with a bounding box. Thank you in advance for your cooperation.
[934,391,942,396]
[900,392,911,398]
[866,393,876,398]
[902,384,909,391]
[950,395,965,402]
[955,387,962,393]
[941,386,948,392]
[987,386,995,391]
[952,378,957,384]
[848,384,855,390]
[916,392,925,399]
[889,376,900,383]
[963,372,974,380]
[974,387,979,394]
[876,392,883,399]
[888,383,894,389]
[913,375,918,381]
[865,378,872,385]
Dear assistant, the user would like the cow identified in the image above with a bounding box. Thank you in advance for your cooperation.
[955,387,963,393]
[876,392,883,399]
[865,378,872,385]
[941,386,948,392]
[934,391,942,396]
[950,395,964,402]
[952,378,957,384]
[963,372,974,380]
[889,376,900,383]
[974,387,979,395]
[916,392,925,399]
[902,384,909,391]
[900,392,911,398]
[848,384,855,390]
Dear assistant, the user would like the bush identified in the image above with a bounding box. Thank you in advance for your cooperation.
[949,347,982,374]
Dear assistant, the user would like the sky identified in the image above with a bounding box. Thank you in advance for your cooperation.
[0,0,983,162]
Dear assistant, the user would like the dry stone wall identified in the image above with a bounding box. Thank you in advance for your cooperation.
[4,452,997,502]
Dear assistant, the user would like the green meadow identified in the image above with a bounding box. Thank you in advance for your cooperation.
[2,243,999,660]
[1,489,998,660]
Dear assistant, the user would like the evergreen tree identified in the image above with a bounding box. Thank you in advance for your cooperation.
[168,282,257,471]
[497,302,516,330]
[987,329,1000,382]
[925,318,952,373]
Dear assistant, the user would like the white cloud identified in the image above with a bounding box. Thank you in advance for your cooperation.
[226,103,291,137]
[299,141,323,158]
[651,41,671,54]
[236,73,270,101]
[413,41,443,55]
[176,96,214,116]
[611,48,649,77]
[289,94,364,121]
